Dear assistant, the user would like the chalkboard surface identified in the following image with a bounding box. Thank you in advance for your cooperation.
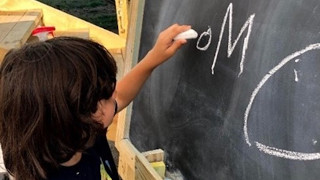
[129,0,320,179]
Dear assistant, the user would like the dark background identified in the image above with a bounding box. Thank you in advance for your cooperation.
[37,0,118,33]
[130,0,320,180]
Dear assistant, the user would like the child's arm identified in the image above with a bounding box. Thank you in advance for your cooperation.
[115,24,191,111]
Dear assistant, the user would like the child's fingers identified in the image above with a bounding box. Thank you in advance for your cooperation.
[164,24,192,40]
[167,39,187,55]
[151,24,191,61]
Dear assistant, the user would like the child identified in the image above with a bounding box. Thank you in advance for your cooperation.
[0,24,190,180]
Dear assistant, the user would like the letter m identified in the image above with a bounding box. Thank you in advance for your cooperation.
[212,3,255,76]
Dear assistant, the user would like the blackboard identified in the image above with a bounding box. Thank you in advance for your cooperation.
[129,0,320,179]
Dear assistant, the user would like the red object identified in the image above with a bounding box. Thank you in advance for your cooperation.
[32,26,56,37]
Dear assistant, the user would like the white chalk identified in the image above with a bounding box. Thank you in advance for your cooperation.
[174,29,198,40]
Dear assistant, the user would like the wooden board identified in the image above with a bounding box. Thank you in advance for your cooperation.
[117,139,162,180]
[0,9,43,61]
[114,0,163,179]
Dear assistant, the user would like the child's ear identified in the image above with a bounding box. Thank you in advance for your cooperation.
[91,100,104,123]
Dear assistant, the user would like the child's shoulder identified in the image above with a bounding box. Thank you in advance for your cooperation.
[48,149,101,180]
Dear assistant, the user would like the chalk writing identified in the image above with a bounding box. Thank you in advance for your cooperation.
[313,139,318,145]
[294,59,300,82]
[244,43,320,160]
[294,69,299,82]
[211,3,255,76]
[196,26,212,51]
[196,3,254,76]
[256,142,320,160]
[193,2,319,161]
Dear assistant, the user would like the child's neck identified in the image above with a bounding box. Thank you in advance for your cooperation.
[60,152,82,167]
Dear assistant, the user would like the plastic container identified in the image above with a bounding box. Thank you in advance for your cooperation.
[31,26,56,41]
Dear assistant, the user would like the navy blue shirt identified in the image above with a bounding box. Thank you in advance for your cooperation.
[48,136,119,180]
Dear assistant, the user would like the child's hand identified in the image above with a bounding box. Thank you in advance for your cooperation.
[115,24,191,110]
[148,24,191,67]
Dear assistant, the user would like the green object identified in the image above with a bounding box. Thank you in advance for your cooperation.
[37,0,118,33]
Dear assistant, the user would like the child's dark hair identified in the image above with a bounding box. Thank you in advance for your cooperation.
[0,37,117,179]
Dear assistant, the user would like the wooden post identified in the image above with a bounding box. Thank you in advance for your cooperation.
[115,0,145,142]
[115,0,163,179]
[115,0,129,39]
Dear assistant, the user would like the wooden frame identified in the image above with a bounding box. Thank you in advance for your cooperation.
[114,0,163,179]
[115,0,129,39]
[0,9,43,61]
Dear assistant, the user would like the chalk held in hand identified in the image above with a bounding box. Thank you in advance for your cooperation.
[174,29,198,40]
